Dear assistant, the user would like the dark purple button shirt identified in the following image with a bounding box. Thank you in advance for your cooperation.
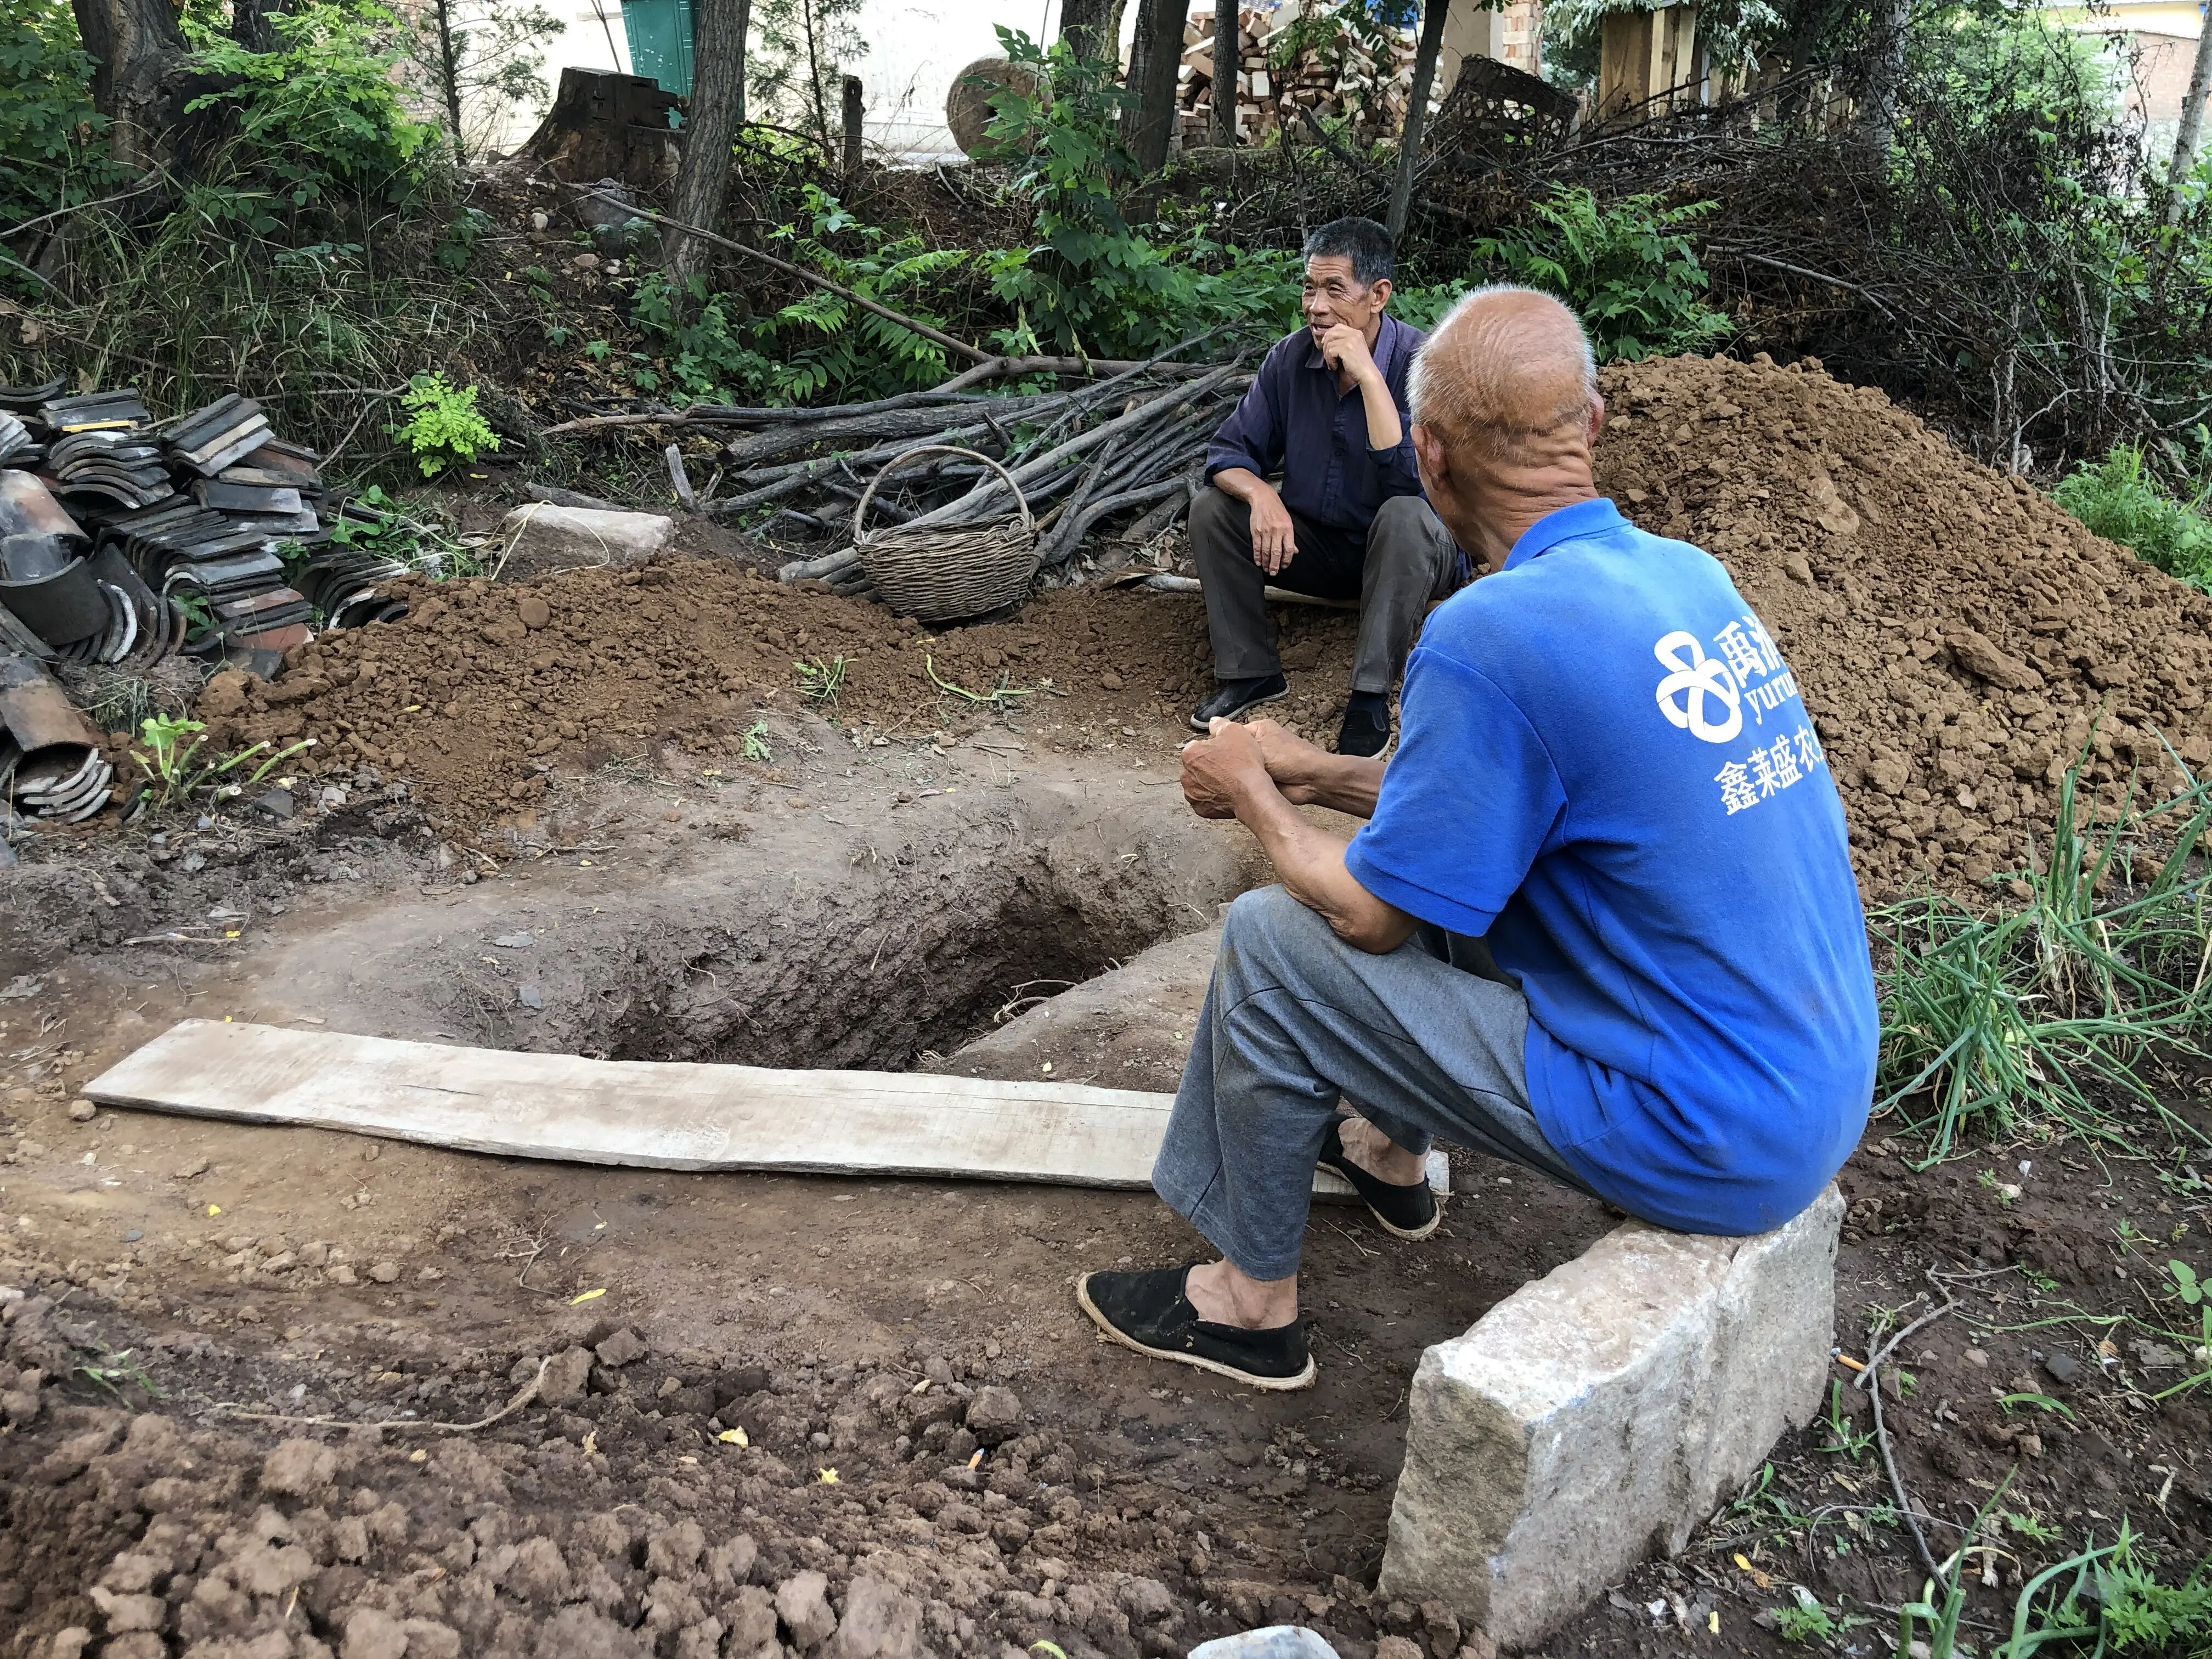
[1203,313,1427,540]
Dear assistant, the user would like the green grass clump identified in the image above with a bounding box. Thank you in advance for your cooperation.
[1874,749,2212,1162]
[2053,444,2212,588]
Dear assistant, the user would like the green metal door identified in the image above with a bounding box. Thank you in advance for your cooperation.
[619,0,696,97]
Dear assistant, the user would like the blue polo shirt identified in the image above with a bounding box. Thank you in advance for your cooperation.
[1204,315,1426,538]
[1344,498,1876,1235]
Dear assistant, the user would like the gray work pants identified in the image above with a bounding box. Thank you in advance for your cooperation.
[1153,884,1598,1282]
[1189,487,1458,695]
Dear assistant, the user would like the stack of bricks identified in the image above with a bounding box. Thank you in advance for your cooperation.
[1176,4,1420,149]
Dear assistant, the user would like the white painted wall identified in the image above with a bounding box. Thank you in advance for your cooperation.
[488,0,1158,156]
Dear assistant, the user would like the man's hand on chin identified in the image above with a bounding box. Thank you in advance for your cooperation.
[1181,719,1277,820]
[1316,321,1379,384]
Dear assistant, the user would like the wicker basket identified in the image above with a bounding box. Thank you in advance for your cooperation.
[852,444,1038,623]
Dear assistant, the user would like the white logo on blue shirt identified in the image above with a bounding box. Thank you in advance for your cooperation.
[1652,613,1827,815]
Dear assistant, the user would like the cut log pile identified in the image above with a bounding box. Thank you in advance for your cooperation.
[1177,3,1421,149]
[693,355,1252,606]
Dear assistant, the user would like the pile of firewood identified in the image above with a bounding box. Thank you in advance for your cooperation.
[1177,3,1420,149]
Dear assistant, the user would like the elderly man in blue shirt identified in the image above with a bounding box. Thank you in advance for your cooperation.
[1192,216,1459,758]
[1077,286,1878,1390]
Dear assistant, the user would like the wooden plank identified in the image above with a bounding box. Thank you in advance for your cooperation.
[86,1020,1447,1195]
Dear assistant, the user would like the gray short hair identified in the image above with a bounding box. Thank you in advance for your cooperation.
[1301,217,1395,288]
[1408,285,1599,461]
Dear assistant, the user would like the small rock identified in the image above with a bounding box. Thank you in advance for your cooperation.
[2044,1352,2083,1385]
[67,1099,95,1122]
[262,1437,337,1497]
[493,932,534,949]
[172,1156,210,1180]
[253,788,297,820]
[1962,1347,1989,1369]
[495,505,674,579]
[517,595,553,630]
[330,1265,358,1286]
[538,1346,595,1406]
[518,984,545,1011]
[963,1385,1023,1443]
[342,1606,409,1659]
[828,1573,921,1658]
[777,1570,838,1650]
[367,1261,401,1285]
[44,1630,92,1659]
[595,1327,648,1368]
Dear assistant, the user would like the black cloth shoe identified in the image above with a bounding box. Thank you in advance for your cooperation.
[1076,1265,1316,1390]
[1336,693,1391,757]
[1189,674,1289,732]
[1318,1117,1441,1240]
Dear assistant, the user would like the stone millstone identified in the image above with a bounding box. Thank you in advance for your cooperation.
[1378,1184,1844,1646]
[945,57,1039,157]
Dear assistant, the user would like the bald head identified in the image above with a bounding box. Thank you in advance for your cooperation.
[1406,287,1604,569]
[1409,286,1598,465]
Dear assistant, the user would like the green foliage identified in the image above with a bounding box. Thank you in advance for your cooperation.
[2054,444,2212,591]
[794,656,848,705]
[396,0,566,160]
[1774,1592,1836,1643]
[2171,1259,2205,1306]
[749,0,868,155]
[391,373,498,476]
[132,716,315,808]
[630,188,976,404]
[1472,187,1730,363]
[0,0,124,242]
[742,719,774,763]
[1872,748,2212,1161]
[184,1,437,222]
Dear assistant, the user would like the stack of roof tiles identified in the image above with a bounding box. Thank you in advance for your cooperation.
[0,383,347,670]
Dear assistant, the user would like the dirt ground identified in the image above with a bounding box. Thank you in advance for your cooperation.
[3,352,2211,1657]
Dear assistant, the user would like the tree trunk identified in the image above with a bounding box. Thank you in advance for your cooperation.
[734,0,751,123]
[1385,0,1451,239]
[1059,0,1113,59]
[71,0,191,170]
[841,73,862,173]
[2167,7,2212,220]
[1859,0,1910,156]
[665,0,749,286]
[1125,0,1190,178]
[1208,10,1235,147]
[433,0,466,157]
[232,0,280,54]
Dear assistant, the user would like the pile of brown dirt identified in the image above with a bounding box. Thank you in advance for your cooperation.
[1591,352,2212,896]
[174,353,2212,898]
[172,567,1253,829]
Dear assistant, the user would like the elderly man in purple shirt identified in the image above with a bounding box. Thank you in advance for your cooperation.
[1192,216,1459,757]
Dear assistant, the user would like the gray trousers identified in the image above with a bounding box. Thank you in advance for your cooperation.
[1189,488,1458,695]
[1153,885,1598,1282]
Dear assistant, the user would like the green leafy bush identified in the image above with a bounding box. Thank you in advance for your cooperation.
[0,0,125,240]
[1472,187,1730,363]
[185,1,437,220]
[631,187,978,404]
[391,373,498,475]
[2053,444,2212,590]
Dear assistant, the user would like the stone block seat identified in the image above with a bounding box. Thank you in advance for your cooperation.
[1377,1186,1844,1646]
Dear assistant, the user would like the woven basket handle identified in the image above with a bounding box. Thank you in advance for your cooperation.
[851,444,1034,543]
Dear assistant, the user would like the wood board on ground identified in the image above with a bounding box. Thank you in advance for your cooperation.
[86,1018,1446,1196]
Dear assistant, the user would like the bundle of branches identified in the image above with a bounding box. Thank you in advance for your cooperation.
[704,350,1252,600]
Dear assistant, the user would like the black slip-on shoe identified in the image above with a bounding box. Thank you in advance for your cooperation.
[1319,1117,1441,1240]
[1076,1265,1316,1390]
[1189,674,1289,732]
[1335,699,1392,758]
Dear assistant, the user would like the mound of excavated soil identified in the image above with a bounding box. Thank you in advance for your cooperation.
[182,566,1238,832]
[1593,352,2212,896]
[183,354,2212,898]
